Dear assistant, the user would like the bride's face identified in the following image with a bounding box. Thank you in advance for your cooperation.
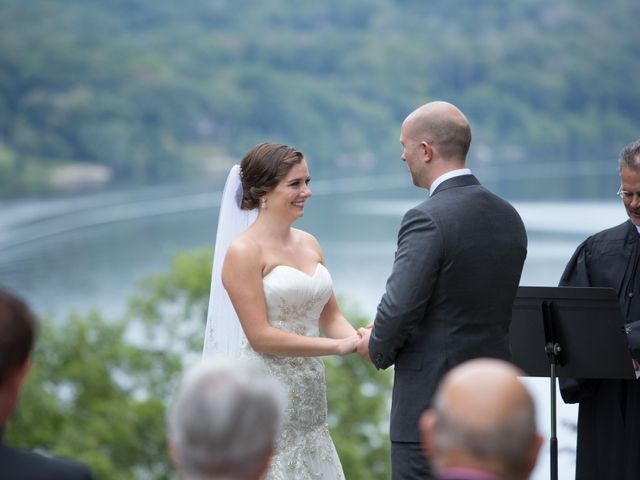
[265,159,312,220]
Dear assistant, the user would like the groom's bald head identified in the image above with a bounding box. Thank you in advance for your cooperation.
[402,101,472,162]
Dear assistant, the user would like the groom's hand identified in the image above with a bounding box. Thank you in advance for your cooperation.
[356,327,372,362]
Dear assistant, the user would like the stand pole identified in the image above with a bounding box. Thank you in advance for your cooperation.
[542,300,560,480]
[549,361,558,480]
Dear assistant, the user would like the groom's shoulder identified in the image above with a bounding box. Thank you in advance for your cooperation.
[401,198,428,217]
[398,199,437,229]
[412,194,442,214]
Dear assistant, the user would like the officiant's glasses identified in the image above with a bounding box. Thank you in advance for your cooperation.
[618,187,640,202]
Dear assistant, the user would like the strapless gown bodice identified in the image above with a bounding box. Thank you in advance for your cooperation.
[262,263,331,336]
[239,263,345,480]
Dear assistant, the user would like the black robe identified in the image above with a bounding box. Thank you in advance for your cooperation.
[559,220,640,480]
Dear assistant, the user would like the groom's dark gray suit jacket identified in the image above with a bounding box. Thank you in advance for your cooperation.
[369,174,527,442]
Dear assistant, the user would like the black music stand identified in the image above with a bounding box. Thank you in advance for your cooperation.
[510,286,635,480]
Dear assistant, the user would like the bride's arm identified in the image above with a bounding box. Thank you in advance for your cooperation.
[223,240,359,357]
[318,293,358,339]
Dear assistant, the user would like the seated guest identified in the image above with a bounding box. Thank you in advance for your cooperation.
[0,287,93,479]
[420,358,543,480]
[167,358,286,480]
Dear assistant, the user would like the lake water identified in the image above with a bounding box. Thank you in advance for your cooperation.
[0,175,630,480]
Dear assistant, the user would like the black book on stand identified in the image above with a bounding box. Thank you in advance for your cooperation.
[510,286,635,480]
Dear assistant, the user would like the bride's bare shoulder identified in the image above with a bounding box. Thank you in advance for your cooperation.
[292,228,323,255]
[292,227,317,244]
[225,233,263,268]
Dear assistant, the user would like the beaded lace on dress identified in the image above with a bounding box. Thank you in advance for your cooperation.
[239,263,346,480]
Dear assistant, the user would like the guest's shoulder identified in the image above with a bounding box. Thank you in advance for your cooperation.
[0,443,93,479]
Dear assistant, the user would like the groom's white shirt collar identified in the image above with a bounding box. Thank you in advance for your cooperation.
[428,168,472,196]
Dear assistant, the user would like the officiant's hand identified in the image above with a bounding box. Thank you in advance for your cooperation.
[356,327,372,362]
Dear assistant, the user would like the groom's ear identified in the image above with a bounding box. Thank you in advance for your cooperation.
[419,409,437,462]
[419,141,434,162]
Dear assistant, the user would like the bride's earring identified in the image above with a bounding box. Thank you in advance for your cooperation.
[260,198,267,209]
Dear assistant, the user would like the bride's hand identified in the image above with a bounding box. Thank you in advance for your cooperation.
[336,334,360,356]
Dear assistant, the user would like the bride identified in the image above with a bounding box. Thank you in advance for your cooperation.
[203,143,360,479]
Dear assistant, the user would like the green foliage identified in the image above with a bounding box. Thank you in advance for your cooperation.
[6,311,178,479]
[128,248,213,334]
[0,144,16,194]
[326,302,393,480]
[1,0,639,196]
[5,247,393,479]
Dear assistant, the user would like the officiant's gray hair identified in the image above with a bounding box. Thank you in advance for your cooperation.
[620,138,640,172]
[168,357,286,479]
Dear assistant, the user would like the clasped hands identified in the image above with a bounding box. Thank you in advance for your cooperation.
[354,323,373,362]
[337,324,372,361]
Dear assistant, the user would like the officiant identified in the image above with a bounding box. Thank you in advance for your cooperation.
[559,138,640,480]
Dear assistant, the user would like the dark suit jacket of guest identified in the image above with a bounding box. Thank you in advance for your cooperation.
[369,174,528,442]
[0,430,93,480]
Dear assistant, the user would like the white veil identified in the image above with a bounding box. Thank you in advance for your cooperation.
[203,165,258,358]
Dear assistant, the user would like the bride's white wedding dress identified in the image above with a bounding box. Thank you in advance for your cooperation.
[239,263,346,479]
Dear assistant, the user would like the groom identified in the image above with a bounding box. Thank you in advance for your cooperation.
[357,101,528,480]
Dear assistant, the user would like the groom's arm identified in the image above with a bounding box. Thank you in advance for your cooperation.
[368,207,442,370]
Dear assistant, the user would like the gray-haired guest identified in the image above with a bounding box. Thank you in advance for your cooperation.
[167,358,286,480]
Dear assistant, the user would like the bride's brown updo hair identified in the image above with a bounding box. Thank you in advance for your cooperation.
[239,143,304,210]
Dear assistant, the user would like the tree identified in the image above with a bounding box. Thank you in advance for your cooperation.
[2,0,640,196]
[6,248,393,479]
[6,310,178,479]
[325,302,393,479]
